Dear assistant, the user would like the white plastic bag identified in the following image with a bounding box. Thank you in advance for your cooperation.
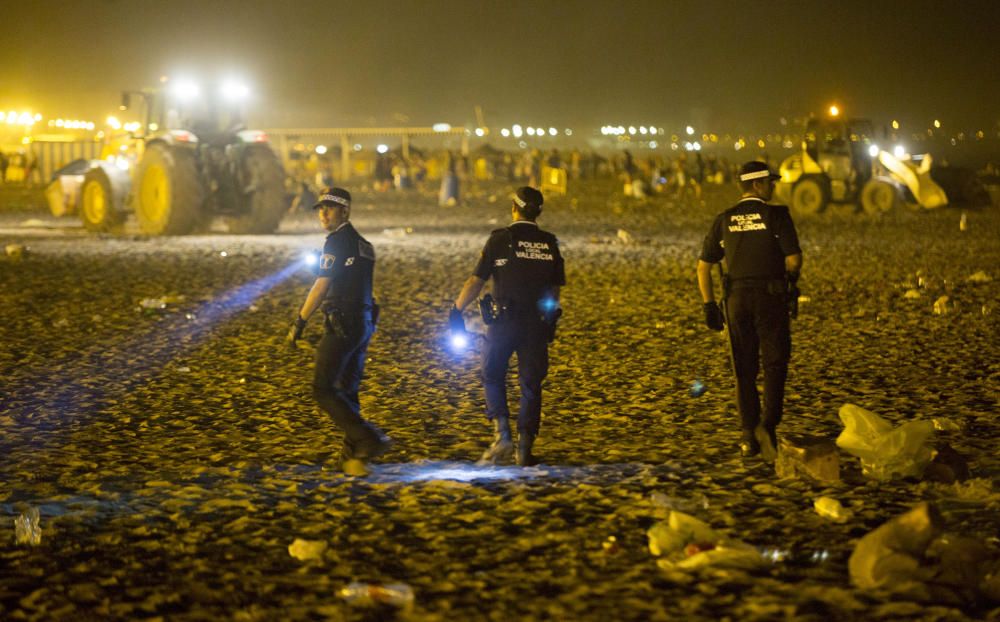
[647,510,717,556]
[836,404,934,481]
[647,510,765,570]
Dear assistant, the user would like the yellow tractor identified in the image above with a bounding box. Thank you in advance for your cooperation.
[775,112,948,216]
[60,79,286,234]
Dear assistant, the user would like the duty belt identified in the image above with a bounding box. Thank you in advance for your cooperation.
[321,298,374,314]
[728,277,787,293]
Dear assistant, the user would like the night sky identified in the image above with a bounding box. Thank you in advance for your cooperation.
[2,0,998,133]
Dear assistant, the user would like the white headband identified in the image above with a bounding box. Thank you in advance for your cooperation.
[739,170,775,181]
[319,194,350,207]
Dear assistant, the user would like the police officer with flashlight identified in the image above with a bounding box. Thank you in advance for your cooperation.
[697,161,802,460]
[287,187,392,469]
[451,186,565,466]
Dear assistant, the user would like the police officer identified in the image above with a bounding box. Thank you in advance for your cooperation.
[451,187,565,466]
[287,187,392,468]
[697,161,802,460]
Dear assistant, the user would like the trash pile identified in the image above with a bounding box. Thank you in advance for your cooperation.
[647,400,999,608]
[836,403,935,481]
[849,502,1000,605]
[647,510,766,571]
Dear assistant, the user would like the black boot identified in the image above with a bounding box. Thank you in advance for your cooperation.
[755,424,777,462]
[478,417,513,465]
[349,427,394,462]
[739,430,760,458]
[516,433,538,467]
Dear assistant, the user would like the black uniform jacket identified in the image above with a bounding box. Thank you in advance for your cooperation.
[317,222,376,309]
[700,198,801,280]
[473,221,565,311]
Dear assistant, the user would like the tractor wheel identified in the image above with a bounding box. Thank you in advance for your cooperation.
[135,143,204,235]
[226,145,286,234]
[790,178,828,217]
[860,179,900,214]
[80,168,125,233]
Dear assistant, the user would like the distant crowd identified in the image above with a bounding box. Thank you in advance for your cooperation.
[284,146,756,210]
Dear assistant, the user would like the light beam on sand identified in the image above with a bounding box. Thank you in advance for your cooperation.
[348,461,676,484]
[1,256,309,445]
[360,461,540,483]
[182,260,302,331]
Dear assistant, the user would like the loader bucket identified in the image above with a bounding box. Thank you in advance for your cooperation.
[877,151,947,209]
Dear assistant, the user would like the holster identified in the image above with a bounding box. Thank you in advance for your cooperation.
[323,310,347,338]
[479,294,505,325]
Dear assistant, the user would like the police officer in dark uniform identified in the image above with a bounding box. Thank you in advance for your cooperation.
[451,187,565,466]
[287,187,392,468]
[697,161,802,460]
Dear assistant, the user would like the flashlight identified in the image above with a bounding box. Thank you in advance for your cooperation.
[447,305,471,352]
[301,251,318,266]
[450,332,469,350]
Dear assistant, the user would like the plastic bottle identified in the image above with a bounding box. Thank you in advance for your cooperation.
[14,507,41,545]
[813,497,852,523]
[339,582,414,608]
[139,298,166,310]
[689,380,707,397]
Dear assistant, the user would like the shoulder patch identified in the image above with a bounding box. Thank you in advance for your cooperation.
[320,254,336,270]
[358,239,375,261]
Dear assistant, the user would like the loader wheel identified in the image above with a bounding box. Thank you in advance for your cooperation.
[860,179,900,214]
[226,145,286,234]
[81,168,125,233]
[790,178,828,216]
[135,143,204,235]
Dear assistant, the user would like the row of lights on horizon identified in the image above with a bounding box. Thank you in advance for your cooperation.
[4,108,994,152]
[497,125,574,138]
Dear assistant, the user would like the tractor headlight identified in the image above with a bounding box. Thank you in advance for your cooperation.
[171,80,200,101]
[221,80,250,101]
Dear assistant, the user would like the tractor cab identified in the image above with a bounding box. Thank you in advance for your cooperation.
[802,117,876,200]
[121,81,248,146]
[65,78,287,236]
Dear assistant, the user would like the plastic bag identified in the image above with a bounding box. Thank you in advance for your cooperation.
[836,404,935,481]
[647,510,764,570]
[663,546,767,571]
[647,511,718,556]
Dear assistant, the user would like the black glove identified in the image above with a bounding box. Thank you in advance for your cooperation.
[787,272,800,319]
[703,302,724,331]
[448,306,465,334]
[286,315,307,346]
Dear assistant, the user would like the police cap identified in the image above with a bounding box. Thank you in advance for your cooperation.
[312,187,352,209]
[738,161,780,182]
[513,186,544,217]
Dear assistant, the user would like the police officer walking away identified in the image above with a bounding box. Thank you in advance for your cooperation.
[287,187,392,469]
[697,162,802,460]
[451,187,565,466]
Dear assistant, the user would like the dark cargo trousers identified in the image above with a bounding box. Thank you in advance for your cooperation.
[725,287,791,435]
[481,317,550,438]
[312,313,383,448]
